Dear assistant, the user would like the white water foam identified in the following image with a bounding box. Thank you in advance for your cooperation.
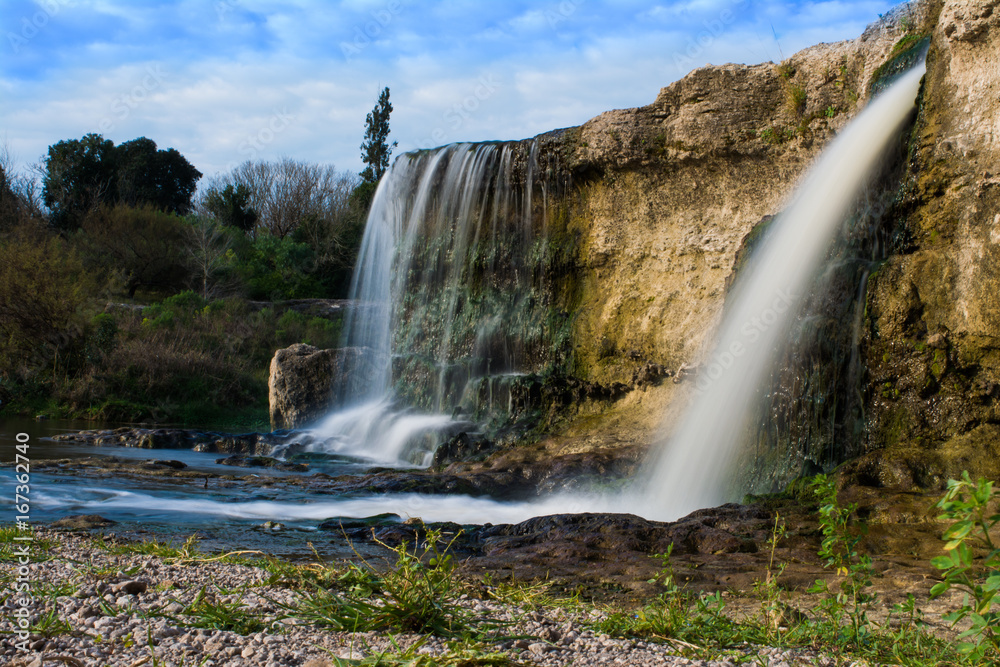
[294,398,462,467]
[33,485,619,526]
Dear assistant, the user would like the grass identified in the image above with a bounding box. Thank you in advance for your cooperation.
[322,639,517,666]
[164,586,273,635]
[5,474,1000,664]
[0,526,57,562]
[278,529,503,638]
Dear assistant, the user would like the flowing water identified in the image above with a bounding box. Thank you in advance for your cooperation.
[298,141,561,465]
[17,66,925,530]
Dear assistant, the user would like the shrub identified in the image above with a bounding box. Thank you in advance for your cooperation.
[0,224,99,378]
[931,472,1000,661]
[79,203,191,298]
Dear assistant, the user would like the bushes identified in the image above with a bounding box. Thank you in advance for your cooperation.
[47,296,344,424]
[0,224,100,378]
[80,203,191,298]
[230,234,323,300]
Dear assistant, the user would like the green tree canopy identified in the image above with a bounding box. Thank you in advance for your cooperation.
[360,87,397,185]
[42,134,201,230]
[203,183,258,233]
[116,137,202,214]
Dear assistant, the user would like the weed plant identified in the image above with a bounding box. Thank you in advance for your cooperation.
[283,529,494,638]
[930,471,1000,661]
[807,474,876,646]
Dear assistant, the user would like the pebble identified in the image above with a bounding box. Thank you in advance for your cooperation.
[3,528,853,667]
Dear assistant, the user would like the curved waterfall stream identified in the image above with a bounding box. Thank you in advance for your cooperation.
[634,64,925,520]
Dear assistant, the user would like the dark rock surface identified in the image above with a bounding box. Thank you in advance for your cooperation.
[215,455,309,472]
[50,514,117,530]
[50,427,290,456]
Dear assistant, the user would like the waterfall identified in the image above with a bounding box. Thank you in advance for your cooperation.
[305,141,558,465]
[277,63,924,525]
[635,64,925,521]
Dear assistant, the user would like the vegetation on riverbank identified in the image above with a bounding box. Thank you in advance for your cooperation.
[0,148,364,426]
[0,90,399,426]
[1,291,344,427]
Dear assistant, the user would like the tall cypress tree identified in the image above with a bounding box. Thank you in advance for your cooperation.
[359,87,397,185]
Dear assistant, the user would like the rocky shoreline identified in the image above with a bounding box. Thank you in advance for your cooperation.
[1,528,887,667]
[5,427,979,664]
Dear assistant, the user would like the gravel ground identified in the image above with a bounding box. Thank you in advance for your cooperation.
[2,530,865,666]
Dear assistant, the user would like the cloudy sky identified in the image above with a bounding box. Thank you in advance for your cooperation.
[2,0,900,180]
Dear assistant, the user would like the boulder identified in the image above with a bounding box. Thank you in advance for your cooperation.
[268,344,377,429]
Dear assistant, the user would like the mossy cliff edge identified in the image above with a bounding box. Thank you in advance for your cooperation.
[845,0,1000,489]
[491,0,999,491]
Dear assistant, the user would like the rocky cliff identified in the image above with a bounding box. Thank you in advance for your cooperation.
[522,0,998,491]
[533,3,932,448]
[850,0,1000,488]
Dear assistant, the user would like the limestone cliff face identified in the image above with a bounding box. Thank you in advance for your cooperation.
[536,2,934,458]
[538,0,1000,491]
[854,0,1000,487]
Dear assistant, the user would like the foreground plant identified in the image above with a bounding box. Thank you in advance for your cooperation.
[284,528,488,638]
[592,544,741,654]
[808,474,876,646]
[323,637,515,666]
[930,471,1000,662]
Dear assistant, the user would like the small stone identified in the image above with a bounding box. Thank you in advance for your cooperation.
[928,332,948,348]
[242,646,256,659]
[528,642,551,655]
[113,580,148,595]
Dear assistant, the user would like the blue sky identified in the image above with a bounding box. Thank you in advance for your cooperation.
[1,0,900,180]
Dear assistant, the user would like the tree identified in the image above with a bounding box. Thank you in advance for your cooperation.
[185,215,236,299]
[42,134,201,230]
[42,133,117,230]
[0,145,43,231]
[202,158,357,239]
[360,86,397,185]
[80,204,190,298]
[0,224,98,377]
[203,183,258,233]
[116,137,202,215]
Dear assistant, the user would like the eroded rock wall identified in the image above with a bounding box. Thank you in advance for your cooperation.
[856,0,1000,487]
[535,3,936,456]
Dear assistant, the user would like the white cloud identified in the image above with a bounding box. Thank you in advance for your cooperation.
[0,0,901,181]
